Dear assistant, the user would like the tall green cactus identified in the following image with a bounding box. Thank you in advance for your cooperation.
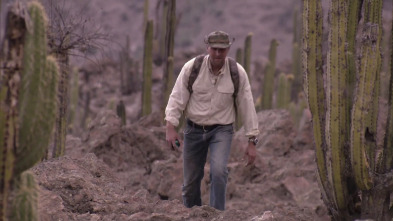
[46,56,61,158]
[52,49,69,159]
[116,100,126,126]
[325,0,349,210]
[303,0,393,219]
[292,7,302,102]
[236,48,243,66]
[18,0,59,175]
[0,1,58,220]
[163,0,176,112]
[142,19,153,117]
[143,0,149,30]
[243,32,252,78]
[68,67,79,133]
[0,2,27,218]
[302,0,329,209]
[261,39,278,110]
[276,73,292,109]
[160,0,168,61]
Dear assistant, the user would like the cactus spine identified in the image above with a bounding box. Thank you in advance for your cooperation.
[142,20,153,117]
[261,39,278,110]
[243,32,252,78]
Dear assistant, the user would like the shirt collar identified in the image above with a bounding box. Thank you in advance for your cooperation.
[207,55,226,75]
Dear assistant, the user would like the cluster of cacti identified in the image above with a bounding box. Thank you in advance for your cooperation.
[243,32,253,78]
[303,0,393,219]
[0,1,59,220]
[142,19,153,117]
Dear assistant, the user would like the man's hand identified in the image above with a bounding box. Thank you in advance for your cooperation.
[244,142,256,166]
[166,122,182,151]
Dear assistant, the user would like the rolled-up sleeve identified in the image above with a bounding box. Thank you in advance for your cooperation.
[236,64,260,137]
[165,59,194,127]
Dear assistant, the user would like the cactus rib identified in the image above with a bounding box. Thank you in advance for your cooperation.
[303,0,331,207]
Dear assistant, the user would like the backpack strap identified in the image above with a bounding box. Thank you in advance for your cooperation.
[228,57,239,117]
[228,57,239,99]
[188,54,205,94]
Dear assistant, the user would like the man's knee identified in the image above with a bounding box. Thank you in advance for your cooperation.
[210,165,229,181]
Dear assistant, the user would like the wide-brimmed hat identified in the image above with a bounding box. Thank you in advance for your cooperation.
[204,31,234,48]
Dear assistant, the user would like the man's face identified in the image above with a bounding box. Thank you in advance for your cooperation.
[207,46,230,67]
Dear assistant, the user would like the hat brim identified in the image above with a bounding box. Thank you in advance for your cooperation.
[208,43,231,48]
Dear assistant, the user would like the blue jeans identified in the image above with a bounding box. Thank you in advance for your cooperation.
[182,121,234,211]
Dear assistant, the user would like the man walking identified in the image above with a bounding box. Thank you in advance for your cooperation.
[165,31,259,211]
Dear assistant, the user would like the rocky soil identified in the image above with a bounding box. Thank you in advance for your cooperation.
[32,109,330,221]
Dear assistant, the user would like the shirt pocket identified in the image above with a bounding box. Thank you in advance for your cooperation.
[216,86,234,110]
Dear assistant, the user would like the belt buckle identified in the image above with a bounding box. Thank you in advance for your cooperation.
[202,125,208,133]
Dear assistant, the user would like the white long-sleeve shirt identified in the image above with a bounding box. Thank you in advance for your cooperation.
[165,55,259,137]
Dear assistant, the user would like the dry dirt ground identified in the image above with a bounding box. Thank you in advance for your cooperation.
[32,109,330,221]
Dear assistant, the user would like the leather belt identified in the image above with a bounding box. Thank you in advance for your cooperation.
[186,119,231,132]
